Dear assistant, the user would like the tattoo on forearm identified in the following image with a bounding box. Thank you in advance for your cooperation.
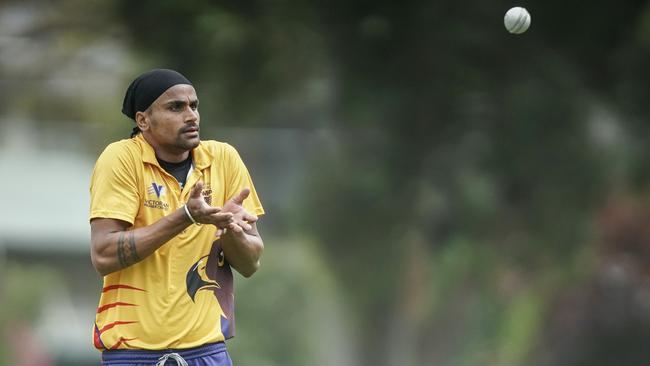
[117,231,140,268]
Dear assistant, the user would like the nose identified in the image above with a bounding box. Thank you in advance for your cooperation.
[184,106,199,124]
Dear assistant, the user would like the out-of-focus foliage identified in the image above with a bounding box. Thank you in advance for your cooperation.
[117,0,331,130]
[0,264,63,365]
[230,239,354,366]
[116,1,650,364]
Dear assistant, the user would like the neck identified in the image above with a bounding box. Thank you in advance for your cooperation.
[156,150,191,163]
[142,134,191,163]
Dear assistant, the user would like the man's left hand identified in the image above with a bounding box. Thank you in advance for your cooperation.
[218,188,258,233]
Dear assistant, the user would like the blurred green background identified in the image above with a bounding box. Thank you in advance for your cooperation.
[2,0,650,365]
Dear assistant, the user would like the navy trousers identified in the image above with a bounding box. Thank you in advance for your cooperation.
[101,342,233,366]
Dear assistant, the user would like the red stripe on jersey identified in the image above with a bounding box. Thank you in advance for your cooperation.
[97,302,137,314]
[93,324,107,350]
[110,337,138,350]
[102,284,146,293]
[99,321,138,333]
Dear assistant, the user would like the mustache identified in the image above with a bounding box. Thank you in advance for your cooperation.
[180,125,200,133]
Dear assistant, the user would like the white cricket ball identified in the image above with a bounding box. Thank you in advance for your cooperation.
[504,7,531,34]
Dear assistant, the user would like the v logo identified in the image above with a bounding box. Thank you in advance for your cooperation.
[151,183,164,198]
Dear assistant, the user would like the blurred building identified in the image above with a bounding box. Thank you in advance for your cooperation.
[0,121,100,365]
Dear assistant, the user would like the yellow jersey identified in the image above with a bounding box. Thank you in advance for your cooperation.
[89,134,264,350]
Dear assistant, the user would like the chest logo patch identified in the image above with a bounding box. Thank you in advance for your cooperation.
[144,182,169,210]
[147,182,165,198]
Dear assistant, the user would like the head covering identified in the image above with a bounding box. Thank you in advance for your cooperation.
[122,69,193,119]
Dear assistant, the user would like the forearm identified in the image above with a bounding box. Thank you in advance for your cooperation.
[221,229,264,278]
[91,208,192,276]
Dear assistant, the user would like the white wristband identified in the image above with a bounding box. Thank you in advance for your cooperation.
[183,204,199,225]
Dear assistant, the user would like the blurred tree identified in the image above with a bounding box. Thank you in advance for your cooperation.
[112,0,650,365]
[531,196,650,366]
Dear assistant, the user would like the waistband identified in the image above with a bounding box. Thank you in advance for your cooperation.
[101,342,227,364]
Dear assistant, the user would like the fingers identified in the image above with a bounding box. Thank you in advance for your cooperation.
[201,206,222,216]
[230,188,250,205]
[190,181,204,199]
[214,221,251,237]
[201,212,234,227]
[188,185,258,234]
[211,212,234,224]
[228,222,245,234]
[186,205,221,224]
[235,220,252,231]
[243,213,258,223]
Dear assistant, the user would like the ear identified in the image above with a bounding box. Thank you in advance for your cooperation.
[135,111,149,131]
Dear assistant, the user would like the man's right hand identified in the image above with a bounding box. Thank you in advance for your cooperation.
[185,181,234,228]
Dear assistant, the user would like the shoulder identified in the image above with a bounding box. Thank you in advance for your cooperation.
[101,138,141,156]
[199,140,240,158]
[96,138,142,165]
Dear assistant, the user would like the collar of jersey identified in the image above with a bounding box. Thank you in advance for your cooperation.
[135,134,213,170]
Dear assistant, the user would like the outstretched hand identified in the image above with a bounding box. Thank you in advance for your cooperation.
[221,188,258,233]
[185,182,233,228]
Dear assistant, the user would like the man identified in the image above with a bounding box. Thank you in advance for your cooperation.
[89,69,264,366]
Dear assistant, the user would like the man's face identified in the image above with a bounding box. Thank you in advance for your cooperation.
[139,84,200,157]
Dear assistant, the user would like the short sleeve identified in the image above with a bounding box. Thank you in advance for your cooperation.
[89,143,141,225]
[223,144,265,217]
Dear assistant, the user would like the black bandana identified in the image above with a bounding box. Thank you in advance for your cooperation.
[122,69,193,119]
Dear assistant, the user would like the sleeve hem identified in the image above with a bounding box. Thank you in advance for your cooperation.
[254,207,265,217]
[90,211,135,225]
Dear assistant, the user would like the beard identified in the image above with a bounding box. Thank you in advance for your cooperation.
[176,136,200,150]
[176,125,201,150]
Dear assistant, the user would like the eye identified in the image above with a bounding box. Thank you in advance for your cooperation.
[169,102,183,111]
[217,250,225,267]
[190,101,199,111]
